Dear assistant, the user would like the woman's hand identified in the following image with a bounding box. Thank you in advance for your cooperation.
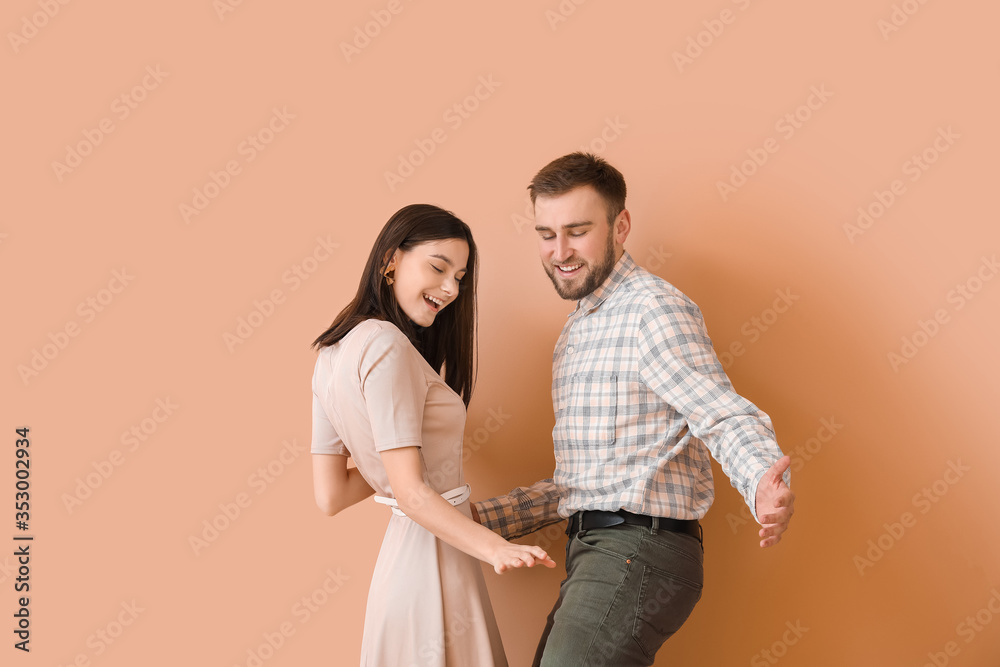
[489,542,556,575]
[381,447,558,572]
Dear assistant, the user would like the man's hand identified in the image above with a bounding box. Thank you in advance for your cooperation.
[754,455,794,548]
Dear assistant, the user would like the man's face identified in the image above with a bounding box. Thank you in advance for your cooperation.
[533,185,625,301]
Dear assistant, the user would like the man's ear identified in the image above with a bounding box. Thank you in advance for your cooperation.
[614,209,632,246]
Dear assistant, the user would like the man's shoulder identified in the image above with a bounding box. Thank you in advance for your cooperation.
[618,263,700,314]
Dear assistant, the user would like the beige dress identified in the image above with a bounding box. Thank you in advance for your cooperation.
[311,319,507,666]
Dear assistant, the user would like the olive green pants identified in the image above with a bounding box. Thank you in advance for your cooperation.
[533,520,704,667]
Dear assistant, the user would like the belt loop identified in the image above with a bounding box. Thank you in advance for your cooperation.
[567,512,579,536]
[650,516,659,535]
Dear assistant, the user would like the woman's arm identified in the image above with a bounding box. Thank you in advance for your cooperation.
[380,447,556,574]
[312,454,376,516]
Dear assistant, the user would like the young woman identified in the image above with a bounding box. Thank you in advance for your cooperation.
[310,204,554,666]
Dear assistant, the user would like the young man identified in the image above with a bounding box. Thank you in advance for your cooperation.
[472,152,795,666]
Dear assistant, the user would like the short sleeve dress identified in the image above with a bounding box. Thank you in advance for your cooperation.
[311,319,508,666]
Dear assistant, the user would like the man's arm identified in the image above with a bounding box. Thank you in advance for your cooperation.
[637,295,793,544]
[472,478,564,539]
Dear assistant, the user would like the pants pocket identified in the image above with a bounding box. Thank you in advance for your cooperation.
[574,525,640,561]
[631,564,703,658]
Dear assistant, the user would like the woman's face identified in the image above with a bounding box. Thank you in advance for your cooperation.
[390,238,469,327]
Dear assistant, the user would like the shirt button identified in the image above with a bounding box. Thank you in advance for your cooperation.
[555,455,562,463]
[567,346,574,354]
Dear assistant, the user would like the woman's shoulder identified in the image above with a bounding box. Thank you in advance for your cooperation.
[352,318,408,343]
[344,318,416,362]
[316,319,418,384]
[316,319,407,358]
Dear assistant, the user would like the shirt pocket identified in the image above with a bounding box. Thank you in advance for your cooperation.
[556,371,618,449]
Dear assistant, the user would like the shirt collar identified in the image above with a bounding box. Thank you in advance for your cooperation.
[573,250,636,315]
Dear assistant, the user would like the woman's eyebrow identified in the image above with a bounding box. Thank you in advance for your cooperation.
[430,253,466,272]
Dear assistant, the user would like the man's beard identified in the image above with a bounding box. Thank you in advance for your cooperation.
[544,231,616,301]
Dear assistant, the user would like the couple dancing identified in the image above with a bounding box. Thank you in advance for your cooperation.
[310,152,795,666]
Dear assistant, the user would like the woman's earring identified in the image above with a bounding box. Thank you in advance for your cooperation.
[383,263,395,286]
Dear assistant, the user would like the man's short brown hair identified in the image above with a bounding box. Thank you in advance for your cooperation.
[528,152,627,224]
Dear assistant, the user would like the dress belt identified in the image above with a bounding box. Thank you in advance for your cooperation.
[373,484,471,518]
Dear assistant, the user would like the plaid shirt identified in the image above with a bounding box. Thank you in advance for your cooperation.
[473,250,788,539]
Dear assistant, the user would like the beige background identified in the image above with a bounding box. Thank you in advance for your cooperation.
[4,1,1000,665]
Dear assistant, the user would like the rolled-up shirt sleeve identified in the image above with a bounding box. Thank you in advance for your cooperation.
[637,295,789,522]
[473,478,563,539]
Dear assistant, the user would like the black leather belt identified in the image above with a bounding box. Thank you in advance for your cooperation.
[568,509,701,541]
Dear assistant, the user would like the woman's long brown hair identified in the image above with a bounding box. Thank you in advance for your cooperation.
[311,204,478,405]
